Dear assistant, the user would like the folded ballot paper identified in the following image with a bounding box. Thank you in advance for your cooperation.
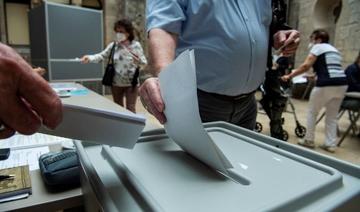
[39,104,145,149]
[159,50,234,174]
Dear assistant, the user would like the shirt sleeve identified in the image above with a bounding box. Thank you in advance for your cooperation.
[310,44,323,56]
[146,0,187,35]
[87,42,114,63]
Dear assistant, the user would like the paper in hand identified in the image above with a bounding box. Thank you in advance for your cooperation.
[159,50,233,174]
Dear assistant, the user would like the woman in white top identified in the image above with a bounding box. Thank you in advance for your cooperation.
[81,19,147,113]
[282,29,348,153]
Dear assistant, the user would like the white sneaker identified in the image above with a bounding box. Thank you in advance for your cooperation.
[298,139,315,148]
[319,144,336,153]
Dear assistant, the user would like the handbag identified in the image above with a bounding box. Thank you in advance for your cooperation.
[102,42,116,86]
[131,67,140,88]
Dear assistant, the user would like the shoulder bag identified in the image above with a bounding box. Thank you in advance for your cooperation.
[102,42,116,86]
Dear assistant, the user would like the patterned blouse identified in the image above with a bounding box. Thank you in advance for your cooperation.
[88,40,147,87]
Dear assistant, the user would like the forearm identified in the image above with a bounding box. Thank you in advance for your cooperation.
[88,50,107,63]
[148,28,177,76]
[88,43,113,63]
[288,63,311,78]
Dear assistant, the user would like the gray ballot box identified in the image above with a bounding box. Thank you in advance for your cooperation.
[75,122,360,212]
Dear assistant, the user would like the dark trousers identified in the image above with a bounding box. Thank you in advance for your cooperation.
[197,89,257,130]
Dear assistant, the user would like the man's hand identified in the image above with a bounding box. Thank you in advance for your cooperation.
[273,30,300,57]
[139,77,166,124]
[0,43,62,139]
[138,28,177,124]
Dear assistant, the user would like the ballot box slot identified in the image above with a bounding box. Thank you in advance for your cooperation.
[204,122,360,178]
[208,127,342,177]
[101,145,164,212]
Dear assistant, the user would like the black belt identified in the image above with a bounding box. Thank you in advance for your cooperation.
[198,89,255,101]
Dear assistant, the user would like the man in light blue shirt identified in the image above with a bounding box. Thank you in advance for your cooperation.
[140,0,300,129]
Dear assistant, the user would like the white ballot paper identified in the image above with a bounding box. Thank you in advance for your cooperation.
[50,58,82,62]
[159,50,233,174]
[39,104,146,149]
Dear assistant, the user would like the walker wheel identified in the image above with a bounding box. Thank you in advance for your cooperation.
[255,122,263,133]
[295,126,306,138]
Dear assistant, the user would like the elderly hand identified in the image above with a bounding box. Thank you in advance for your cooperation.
[139,77,166,124]
[0,43,62,139]
[273,30,300,57]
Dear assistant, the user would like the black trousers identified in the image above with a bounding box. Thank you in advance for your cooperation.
[197,89,257,130]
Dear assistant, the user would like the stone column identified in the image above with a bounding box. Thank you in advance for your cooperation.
[334,0,360,66]
[288,0,318,68]
[0,0,7,43]
[123,0,147,55]
[104,0,125,44]
[103,0,146,52]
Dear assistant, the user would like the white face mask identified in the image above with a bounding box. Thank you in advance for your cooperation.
[116,33,126,42]
[307,42,314,50]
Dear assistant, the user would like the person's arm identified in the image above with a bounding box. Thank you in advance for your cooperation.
[269,1,300,57]
[0,43,62,139]
[81,42,114,64]
[140,0,186,123]
[148,29,177,75]
[281,54,317,81]
[139,29,178,124]
[273,30,300,57]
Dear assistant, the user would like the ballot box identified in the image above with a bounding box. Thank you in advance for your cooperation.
[75,122,360,212]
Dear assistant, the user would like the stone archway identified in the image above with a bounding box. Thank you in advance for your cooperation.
[313,0,342,43]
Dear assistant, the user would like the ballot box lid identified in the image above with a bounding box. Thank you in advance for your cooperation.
[78,122,360,212]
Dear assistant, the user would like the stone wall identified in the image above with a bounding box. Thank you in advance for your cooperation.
[103,0,147,54]
[288,0,360,68]
[334,0,360,65]
[103,0,125,45]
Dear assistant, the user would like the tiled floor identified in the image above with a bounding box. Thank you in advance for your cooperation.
[111,92,360,166]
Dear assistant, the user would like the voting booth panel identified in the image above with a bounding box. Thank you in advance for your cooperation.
[76,122,360,212]
[29,2,103,82]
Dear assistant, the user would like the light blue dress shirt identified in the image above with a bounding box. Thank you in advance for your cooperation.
[147,0,272,96]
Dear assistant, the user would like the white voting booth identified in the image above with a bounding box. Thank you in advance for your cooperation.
[73,51,359,211]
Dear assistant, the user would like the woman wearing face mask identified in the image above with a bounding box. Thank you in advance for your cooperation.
[81,19,147,113]
[281,29,348,153]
